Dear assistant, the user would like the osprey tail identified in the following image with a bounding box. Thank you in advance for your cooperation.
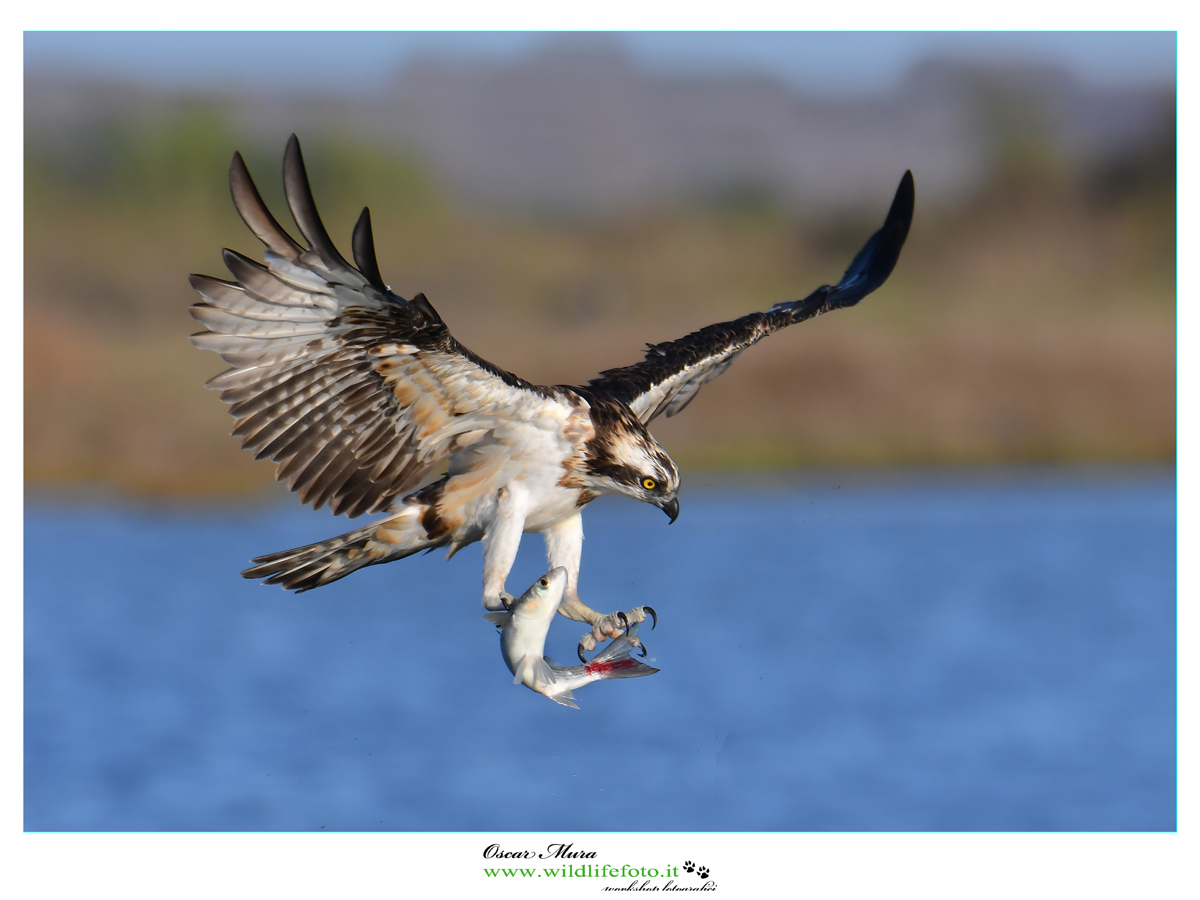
[242,505,444,592]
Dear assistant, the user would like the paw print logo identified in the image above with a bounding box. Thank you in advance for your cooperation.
[697,866,710,880]
[682,861,696,873]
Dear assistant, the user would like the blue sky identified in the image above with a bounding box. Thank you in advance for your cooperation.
[24,32,1177,96]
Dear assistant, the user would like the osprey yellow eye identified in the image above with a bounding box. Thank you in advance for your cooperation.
[642,477,657,491]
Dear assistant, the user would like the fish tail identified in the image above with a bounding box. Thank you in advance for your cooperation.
[583,627,660,681]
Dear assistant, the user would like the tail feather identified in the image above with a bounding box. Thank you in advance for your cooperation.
[242,508,441,592]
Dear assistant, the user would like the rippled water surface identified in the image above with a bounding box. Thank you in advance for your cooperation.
[24,470,1176,831]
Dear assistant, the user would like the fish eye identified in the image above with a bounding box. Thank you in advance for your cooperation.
[539,578,549,588]
[642,477,657,491]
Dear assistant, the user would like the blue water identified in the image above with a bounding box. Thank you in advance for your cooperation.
[24,470,1176,831]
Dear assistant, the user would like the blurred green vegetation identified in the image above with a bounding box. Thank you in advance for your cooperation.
[24,107,1176,497]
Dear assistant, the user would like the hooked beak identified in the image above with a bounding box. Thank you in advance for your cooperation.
[659,495,679,524]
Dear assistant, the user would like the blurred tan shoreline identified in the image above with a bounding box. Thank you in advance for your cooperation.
[23,60,1175,500]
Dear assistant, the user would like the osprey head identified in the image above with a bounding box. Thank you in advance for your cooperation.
[581,402,680,522]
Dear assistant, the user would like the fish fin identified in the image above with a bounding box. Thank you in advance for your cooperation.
[531,656,556,686]
[544,656,562,668]
[483,612,509,626]
[547,690,579,709]
[514,654,556,687]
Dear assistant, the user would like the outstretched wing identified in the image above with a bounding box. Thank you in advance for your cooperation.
[588,171,915,424]
[190,135,555,518]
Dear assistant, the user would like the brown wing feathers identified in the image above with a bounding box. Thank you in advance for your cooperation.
[190,136,462,517]
[196,136,910,524]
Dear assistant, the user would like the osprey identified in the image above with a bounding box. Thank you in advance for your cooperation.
[190,136,913,654]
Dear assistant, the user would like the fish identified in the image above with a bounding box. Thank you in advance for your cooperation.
[485,566,568,695]
[486,568,659,708]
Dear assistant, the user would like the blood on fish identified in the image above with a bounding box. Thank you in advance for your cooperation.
[584,658,642,676]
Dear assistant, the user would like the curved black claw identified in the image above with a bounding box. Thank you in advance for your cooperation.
[642,606,657,630]
[578,611,634,664]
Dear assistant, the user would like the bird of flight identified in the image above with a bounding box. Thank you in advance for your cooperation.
[190,135,914,656]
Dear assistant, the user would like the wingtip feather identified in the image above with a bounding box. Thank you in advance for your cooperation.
[229,150,304,259]
[352,207,389,293]
[282,135,355,275]
[888,169,915,239]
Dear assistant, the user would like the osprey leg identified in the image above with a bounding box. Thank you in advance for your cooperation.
[481,483,531,611]
[542,513,656,654]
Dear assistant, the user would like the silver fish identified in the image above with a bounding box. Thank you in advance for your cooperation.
[486,568,659,708]
[485,567,568,694]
